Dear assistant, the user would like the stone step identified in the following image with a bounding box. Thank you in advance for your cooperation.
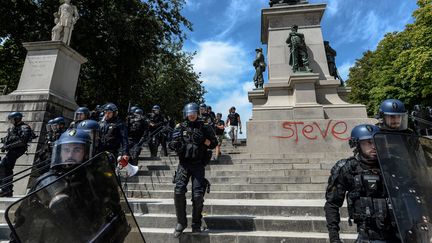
[127,199,347,217]
[140,228,357,243]
[137,158,327,165]
[125,190,324,200]
[124,182,326,191]
[126,176,316,184]
[135,213,357,233]
[139,163,328,171]
[134,169,330,177]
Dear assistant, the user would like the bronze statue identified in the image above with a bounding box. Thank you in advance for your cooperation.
[253,48,266,89]
[286,25,312,73]
[324,41,344,85]
[269,0,307,7]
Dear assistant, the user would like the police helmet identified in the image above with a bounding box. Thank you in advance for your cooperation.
[51,117,66,132]
[134,108,144,115]
[183,103,199,119]
[130,106,139,114]
[77,119,100,155]
[103,103,118,119]
[74,107,90,121]
[53,117,66,126]
[7,112,23,124]
[349,124,380,149]
[378,99,408,130]
[46,119,54,132]
[216,113,222,118]
[104,103,118,112]
[51,129,92,170]
[199,103,206,109]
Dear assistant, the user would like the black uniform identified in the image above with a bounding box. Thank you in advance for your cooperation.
[324,156,400,242]
[0,122,33,196]
[99,117,129,156]
[127,115,148,166]
[170,119,217,230]
[147,112,167,157]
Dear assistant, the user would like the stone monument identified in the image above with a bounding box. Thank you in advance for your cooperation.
[0,4,86,194]
[247,2,375,154]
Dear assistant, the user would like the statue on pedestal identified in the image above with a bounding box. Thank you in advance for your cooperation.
[324,41,344,85]
[286,25,312,73]
[269,0,308,7]
[253,48,266,89]
[51,0,79,45]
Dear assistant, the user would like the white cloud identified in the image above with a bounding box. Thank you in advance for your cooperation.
[192,41,251,90]
[337,61,353,81]
[326,0,340,17]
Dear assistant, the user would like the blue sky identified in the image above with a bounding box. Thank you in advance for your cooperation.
[181,0,418,137]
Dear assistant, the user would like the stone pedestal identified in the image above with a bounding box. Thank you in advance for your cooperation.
[0,41,86,195]
[11,41,87,105]
[247,3,374,155]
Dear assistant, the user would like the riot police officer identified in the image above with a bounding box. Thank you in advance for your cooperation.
[147,105,168,157]
[99,103,129,160]
[169,103,217,237]
[69,107,90,128]
[51,117,67,141]
[324,124,401,243]
[11,129,132,243]
[0,112,34,197]
[34,117,67,175]
[77,119,101,155]
[376,99,410,133]
[127,108,148,165]
[199,103,214,126]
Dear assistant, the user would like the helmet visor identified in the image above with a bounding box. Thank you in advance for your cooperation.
[74,112,86,121]
[51,142,91,169]
[383,113,408,130]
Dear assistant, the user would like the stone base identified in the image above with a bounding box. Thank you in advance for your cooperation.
[10,41,87,106]
[0,93,77,195]
[246,118,377,154]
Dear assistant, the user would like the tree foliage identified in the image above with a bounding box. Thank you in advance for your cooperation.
[0,0,204,120]
[347,0,432,116]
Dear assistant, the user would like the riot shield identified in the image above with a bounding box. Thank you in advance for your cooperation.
[5,152,145,243]
[374,132,432,243]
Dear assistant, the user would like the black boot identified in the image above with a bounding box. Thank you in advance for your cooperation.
[191,195,204,233]
[173,194,187,238]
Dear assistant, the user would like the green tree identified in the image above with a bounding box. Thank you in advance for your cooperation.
[347,0,432,116]
[0,0,204,120]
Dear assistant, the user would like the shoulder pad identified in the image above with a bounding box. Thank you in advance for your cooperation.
[332,157,357,175]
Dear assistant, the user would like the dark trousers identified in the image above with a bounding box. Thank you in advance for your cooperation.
[0,147,26,195]
[128,140,142,166]
[174,162,205,229]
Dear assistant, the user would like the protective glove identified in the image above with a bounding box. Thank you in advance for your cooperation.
[192,131,205,144]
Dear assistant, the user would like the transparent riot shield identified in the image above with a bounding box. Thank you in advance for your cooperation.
[374,132,432,243]
[5,152,145,243]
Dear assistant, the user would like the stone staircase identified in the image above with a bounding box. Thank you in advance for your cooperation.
[0,140,359,242]
[126,140,358,242]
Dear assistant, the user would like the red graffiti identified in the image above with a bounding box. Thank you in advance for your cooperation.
[273,120,350,143]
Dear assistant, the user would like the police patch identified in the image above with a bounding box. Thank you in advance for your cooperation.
[392,102,398,110]
[68,129,77,136]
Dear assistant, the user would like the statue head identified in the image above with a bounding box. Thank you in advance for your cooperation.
[291,25,298,32]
